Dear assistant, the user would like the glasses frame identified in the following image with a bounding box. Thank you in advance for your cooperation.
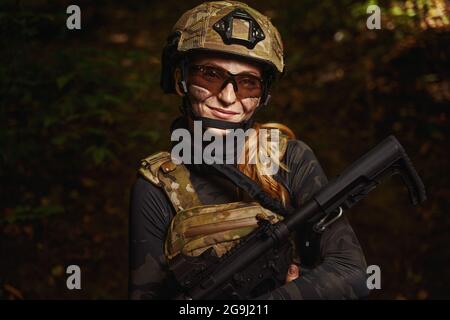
[187,64,264,99]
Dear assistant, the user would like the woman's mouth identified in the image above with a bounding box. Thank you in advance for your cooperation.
[207,105,240,120]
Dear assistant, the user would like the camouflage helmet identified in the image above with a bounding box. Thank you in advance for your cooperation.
[161,1,284,94]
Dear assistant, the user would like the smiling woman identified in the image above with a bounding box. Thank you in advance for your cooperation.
[129,1,368,300]
[176,53,264,132]
[174,52,265,128]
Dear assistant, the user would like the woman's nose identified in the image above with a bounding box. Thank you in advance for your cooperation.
[217,82,237,106]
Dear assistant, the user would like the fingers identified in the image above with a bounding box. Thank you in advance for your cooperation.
[285,263,300,283]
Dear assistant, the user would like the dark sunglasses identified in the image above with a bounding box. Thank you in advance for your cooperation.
[187,64,263,99]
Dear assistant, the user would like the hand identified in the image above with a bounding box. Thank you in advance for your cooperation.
[285,264,300,283]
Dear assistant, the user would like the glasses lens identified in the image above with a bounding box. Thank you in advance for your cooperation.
[235,74,262,99]
[188,65,226,95]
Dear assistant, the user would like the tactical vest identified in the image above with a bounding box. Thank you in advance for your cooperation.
[138,130,295,262]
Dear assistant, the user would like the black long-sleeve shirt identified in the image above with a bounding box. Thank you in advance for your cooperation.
[129,139,369,299]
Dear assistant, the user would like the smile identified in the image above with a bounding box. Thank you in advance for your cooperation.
[207,105,240,120]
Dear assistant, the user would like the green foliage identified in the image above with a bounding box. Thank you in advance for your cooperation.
[3,205,65,224]
[1,6,169,217]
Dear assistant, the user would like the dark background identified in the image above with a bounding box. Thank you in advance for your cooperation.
[1,0,449,299]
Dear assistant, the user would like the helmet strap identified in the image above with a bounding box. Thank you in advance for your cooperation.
[177,56,189,95]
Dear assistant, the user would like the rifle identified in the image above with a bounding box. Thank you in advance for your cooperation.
[169,135,427,300]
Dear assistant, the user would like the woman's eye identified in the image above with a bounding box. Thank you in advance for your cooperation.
[239,78,260,89]
[202,68,221,80]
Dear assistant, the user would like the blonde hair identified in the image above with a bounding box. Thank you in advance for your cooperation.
[237,123,296,207]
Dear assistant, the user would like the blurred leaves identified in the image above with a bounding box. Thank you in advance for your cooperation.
[3,205,65,224]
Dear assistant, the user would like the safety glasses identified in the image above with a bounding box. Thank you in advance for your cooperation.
[187,64,263,99]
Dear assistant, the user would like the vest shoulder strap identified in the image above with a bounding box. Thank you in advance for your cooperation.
[139,151,171,186]
[139,151,202,212]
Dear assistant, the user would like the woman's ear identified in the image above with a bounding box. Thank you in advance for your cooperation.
[174,68,187,97]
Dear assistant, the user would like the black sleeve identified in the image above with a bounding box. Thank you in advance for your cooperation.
[258,140,369,299]
[128,176,176,300]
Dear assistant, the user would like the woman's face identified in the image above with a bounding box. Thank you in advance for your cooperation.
[180,54,263,133]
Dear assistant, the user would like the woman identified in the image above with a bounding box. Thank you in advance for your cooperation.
[129,1,369,300]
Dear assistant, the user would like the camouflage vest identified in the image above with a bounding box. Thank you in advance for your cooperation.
[139,130,290,261]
